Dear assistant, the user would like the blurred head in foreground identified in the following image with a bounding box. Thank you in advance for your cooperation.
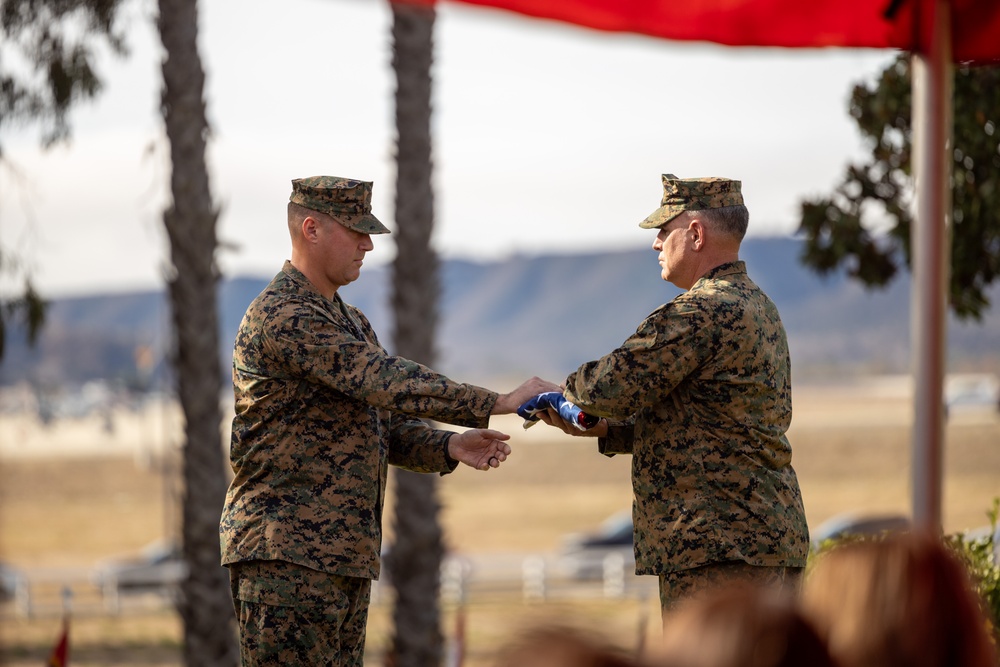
[493,625,640,667]
[801,530,998,667]
[652,584,835,667]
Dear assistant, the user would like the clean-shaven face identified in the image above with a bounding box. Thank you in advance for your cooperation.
[652,214,694,289]
[317,216,375,290]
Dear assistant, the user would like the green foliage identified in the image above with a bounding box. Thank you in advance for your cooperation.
[945,498,1000,638]
[0,0,128,146]
[0,254,47,360]
[798,56,1000,320]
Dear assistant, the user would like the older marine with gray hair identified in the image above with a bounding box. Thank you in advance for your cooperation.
[538,173,809,614]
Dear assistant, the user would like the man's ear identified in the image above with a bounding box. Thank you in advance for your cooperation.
[688,219,705,250]
[301,215,320,242]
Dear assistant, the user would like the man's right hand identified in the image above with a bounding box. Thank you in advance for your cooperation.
[537,408,608,438]
[491,376,561,415]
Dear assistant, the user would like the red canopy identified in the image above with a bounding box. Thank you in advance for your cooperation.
[404,0,1000,62]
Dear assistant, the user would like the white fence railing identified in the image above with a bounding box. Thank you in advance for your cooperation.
[3,551,654,619]
[372,551,654,606]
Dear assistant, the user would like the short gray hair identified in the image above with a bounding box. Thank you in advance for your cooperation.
[688,205,749,241]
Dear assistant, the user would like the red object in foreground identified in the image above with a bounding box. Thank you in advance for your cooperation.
[396,0,1000,63]
[46,618,69,667]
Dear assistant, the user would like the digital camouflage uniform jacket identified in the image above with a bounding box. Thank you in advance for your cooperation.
[563,261,809,576]
[221,261,497,580]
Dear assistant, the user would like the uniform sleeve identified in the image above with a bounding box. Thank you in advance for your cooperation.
[563,299,714,418]
[597,417,636,457]
[261,299,496,428]
[386,414,458,474]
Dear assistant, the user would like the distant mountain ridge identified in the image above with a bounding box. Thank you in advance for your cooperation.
[2,237,998,389]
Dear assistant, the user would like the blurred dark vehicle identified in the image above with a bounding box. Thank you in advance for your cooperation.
[811,512,912,550]
[92,540,186,597]
[556,510,635,580]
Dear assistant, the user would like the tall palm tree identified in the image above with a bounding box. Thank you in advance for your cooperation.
[156,0,237,664]
[387,2,444,666]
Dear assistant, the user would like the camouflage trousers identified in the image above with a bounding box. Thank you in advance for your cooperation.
[658,561,804,615]
[229,560,372,667]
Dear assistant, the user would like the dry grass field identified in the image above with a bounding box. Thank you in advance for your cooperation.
[1,382,998,666]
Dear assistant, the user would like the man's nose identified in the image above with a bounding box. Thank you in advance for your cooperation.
[360,234,374,251]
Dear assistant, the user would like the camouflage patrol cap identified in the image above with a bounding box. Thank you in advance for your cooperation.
[639,174,744,229]
[290,176,391,234]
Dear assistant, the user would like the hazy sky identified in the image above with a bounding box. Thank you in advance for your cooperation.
[0,0,897,297]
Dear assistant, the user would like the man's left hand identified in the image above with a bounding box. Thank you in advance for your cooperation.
[448,429,512,471]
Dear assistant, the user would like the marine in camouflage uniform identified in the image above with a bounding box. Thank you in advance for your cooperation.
[221,176,553,666]
[556,174,809,613]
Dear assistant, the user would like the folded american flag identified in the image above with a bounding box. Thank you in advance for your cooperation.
[516,392,600,431]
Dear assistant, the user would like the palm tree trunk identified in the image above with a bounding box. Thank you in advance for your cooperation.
[156,0,237,664]
[388,3,444,666]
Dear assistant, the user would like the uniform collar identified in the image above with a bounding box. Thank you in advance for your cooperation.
[693,260,746,288]
[281,260,334,301]
[703,260,745,279]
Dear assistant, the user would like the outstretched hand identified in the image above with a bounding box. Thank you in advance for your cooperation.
[492,376,562,415]
[447,428,512,471]
[537,408,608,438]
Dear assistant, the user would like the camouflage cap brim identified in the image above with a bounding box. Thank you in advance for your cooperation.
[344,214,391,234]
[338,213,391,235]
[639,206,687,229]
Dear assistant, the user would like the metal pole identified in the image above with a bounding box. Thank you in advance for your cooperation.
[910,0,953,531]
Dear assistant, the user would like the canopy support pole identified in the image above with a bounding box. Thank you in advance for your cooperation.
[910,0,953,531]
